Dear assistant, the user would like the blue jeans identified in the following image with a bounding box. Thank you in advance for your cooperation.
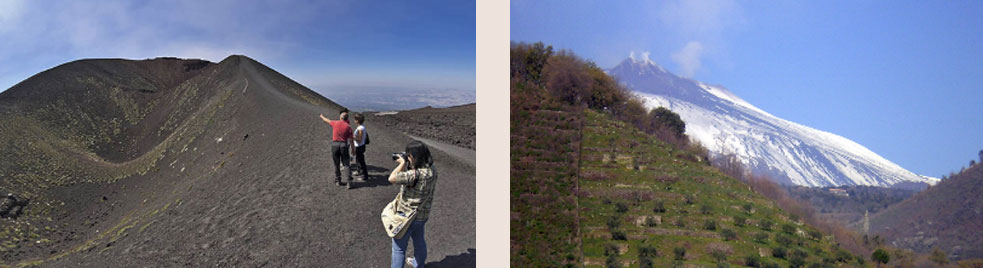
[391,220,427,268]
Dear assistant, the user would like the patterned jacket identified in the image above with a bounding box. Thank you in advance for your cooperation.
[391,165,438,221]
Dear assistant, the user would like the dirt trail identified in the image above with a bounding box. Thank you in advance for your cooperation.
[407,135,475,168]
[12,56,475,267]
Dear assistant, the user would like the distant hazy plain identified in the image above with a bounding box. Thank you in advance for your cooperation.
[315,85,475,112]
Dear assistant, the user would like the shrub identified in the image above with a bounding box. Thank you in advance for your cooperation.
[792,248,809,259]
[611,230,626,240]
[644,216,658,227]
[704,219,718,231]
[653,200,666,213]
[760,220,773,231]
[775,234,792,245]
[700,204,712,214]
[833,249,852,263]
[675,219,686,228]
[544,50,591,104]
[734,216,746,227]
[673,247,686,260]
[743,203,753,214]
[807,229,822,240]
[607,216,621,229]
[615,202,629,213]
[720,228,737,241]
[744,255,761,268]
[930,247,948,265]
[707,242,732,262]
[638,245,658,258]
[585,63,630,110]
[709,250,727,262]
[753,232,769,243]
[510,42,553,85]
[638,257,652,268]
[781,223,796,234]
[606,254,620,268]
[644,106,686,140]
[762,262,781,268]
[604,244,619,256]
[871,249,890,265]
[684,195,695,205]
[789,214,800,222]
[789,255,806,268]
[772,247,787,259]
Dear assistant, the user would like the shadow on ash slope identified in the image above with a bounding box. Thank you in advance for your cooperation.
[0,55,475,267]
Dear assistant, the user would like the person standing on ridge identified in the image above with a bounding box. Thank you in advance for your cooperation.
[319,109,355,189]
[352,113,370,182]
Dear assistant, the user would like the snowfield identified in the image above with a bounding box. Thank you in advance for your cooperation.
[609,57,938,188]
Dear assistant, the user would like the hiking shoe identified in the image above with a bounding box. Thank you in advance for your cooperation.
[335,181,344,186]
[406,257,418,268]
[346,181,353,190]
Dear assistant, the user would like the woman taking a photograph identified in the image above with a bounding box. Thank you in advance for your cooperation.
[388,140,438,268]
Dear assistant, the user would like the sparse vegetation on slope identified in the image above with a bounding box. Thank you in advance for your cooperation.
[578,110,861,267]
[511,42,864,267]
[870,160,983,261]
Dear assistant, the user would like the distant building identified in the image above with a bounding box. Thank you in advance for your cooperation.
[829,188,849,197]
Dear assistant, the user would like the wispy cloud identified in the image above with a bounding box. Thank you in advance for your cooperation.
[0,1,324,62]
[0,0,25,33]
[671,41,704,77]
[629,51,653,63]
[656,0,743,76]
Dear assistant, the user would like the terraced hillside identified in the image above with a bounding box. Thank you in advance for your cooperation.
[577,110,864,268]
[510,93,584,267]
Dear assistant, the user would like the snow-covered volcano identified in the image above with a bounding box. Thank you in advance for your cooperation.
[609,57,938,188]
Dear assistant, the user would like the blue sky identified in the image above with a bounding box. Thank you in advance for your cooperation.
[512,0,983,178]
[0,0,475,107]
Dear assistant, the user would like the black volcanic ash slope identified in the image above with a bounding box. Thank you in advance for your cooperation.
[0,56,475,267]
[368,103,476,150]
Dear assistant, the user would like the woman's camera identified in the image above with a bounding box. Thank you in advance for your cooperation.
[391,152,407,161]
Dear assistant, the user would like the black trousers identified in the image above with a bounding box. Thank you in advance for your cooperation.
[354,145,367,177]
[331,141,352,182]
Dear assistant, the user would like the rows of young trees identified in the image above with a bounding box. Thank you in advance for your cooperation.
[710,154,872,260]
